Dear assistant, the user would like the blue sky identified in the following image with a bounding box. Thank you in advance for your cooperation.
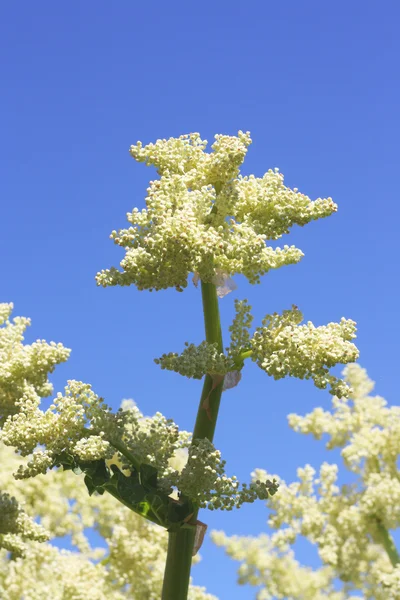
[1,2,399,598]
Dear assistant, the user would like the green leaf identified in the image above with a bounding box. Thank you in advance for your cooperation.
[84,475,97,496]
[167,496,195,526]
[51,452,196,531]
[140,463,158,489]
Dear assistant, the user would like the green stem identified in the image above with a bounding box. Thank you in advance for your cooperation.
[109,437,142,472]
[235,349,253,366]
[162,281,224,599]
[162,527,197,600]
[375,519,400,567]
[193,282,224,442]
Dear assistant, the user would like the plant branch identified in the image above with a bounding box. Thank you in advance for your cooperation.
[234,349,253,366]
[375,519,400,567]
[81,427,142,472]
[109,437,142,472]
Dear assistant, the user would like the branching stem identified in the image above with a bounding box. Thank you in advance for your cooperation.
[235,349,253,365]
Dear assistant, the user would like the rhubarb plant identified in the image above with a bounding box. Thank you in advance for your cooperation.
[0,132,359,599]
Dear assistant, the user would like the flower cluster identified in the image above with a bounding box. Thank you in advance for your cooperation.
[288,364,400,474]
[154,300,254,385]
[0,303,70,423]
[250,305,358,396]
[215,462,397,599]
[172,439,278,511]
[1,543,127,600]
[226,299,253,359]
[1,381,120,478]
[1,384,192,484]
[212,530,343,600]
[117,401,191,478]
[0,490,49,557]
[155,300,358,398]
[97,132,336,291]
[260,463,379,582]
[155,341,234,379]
[0,438,217,599]
[214,366,400,599]
[1,374,274,517]
[218,170,337,239]
[129,131,251,189]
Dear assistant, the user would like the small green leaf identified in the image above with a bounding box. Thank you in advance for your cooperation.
[140,463,158,489]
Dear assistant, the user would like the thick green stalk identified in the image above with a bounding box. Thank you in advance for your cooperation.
[375,519,400,566]
[162,281,224,599]
[162,527,197,600]
[193,281,224,442]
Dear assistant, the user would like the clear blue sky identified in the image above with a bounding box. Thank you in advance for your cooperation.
[1,2,399,598]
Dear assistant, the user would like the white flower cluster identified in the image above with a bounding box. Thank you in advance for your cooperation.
[212,529,344,600]
[288,364,400,474]
[380,566,400,600]
[217,169,337,240]
[155,341,234,379]
[0,441,217,599]
[1,543,127,600]
[250,305,358,396]
[155,300,358,398]
[0,490,49,557]
[0,435,97,555]
[172,439,278,511]
[1,383,192,484]
[96,132,336,291]
[129,131,251,189]
[262,463,381,582]
[214,365,400,599]
[226,299,253,359]
[155,300,253,383]
[1,381,119,478]
[0,370,273,517]
[117,402,191,478]
[0,303,70,422]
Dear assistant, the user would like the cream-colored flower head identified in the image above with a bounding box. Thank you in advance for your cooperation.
[155,300,358,397]
[214,366,400,599]
[0,442,217,599]
[0,303,70,423]
[96,132,336,291]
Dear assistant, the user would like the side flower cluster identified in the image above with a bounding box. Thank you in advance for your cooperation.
[0,381,123,479]
[0,303,70,423]
[226,299,253,359]
[0,441,218,599]
[171,439,278,511]
[155,300,358,397]
[1,379,277,513]
[154,341,234,379]
[250,305,358,397]
[0,490,49,557]
[213,366,400,599]
[96,131,337,291]
[288,364,400,476]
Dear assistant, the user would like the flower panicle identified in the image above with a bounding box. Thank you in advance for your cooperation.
[96,131,336,292]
